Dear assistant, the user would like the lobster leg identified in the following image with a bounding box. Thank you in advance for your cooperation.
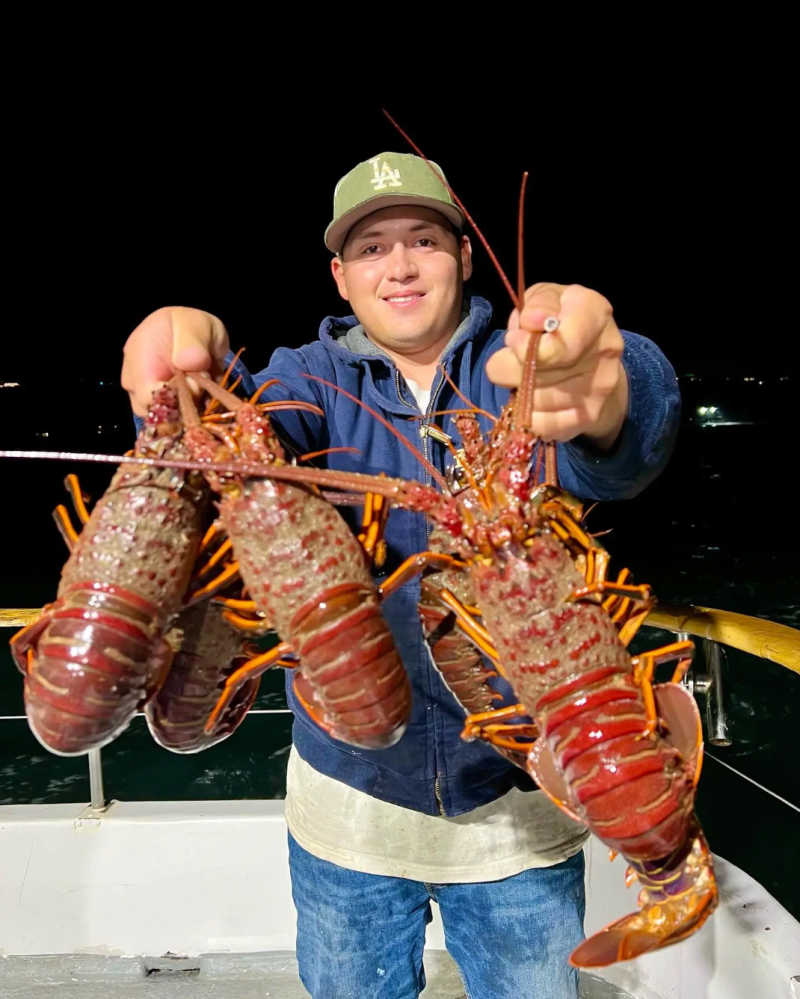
[461,704,538,752]
[198,521,222,555]
[194,537,234,580]
[51,473,93,550]
[570,579,653,605]
[25,481,86,669]
[8,611,54,674]
[378,551,469,598]
[64,474,91,524]
[184,561,241,606]
[431,589,540,751]
[358,491,391,569]
[221,610,273,634]
[52,505,79,550]
[203,641,295,733]
[214,597,259,613]
[424,607,490,651]
[543,501,611,574]
[632,641,695,740]
[439,590,501,662]
[600,567,631,615]
[570,577,655,648]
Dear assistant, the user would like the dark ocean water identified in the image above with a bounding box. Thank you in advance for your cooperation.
[0,376,797,918]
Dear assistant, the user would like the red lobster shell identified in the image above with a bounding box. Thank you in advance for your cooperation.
[9,387,207,756]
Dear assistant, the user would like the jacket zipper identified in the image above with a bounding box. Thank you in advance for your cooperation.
[395,367,449,816]
[434,776,445,815]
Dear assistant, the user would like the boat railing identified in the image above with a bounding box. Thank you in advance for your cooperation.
[1,604,798,814]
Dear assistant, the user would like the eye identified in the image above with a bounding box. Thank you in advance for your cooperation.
[416,237,435,247]
[361,244,381,255]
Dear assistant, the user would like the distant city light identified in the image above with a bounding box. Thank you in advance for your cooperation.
[1,381,21,388]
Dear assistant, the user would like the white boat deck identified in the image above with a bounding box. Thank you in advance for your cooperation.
[0,801,796,999]
[0,952,626,998]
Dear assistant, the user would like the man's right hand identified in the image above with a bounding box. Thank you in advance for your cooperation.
[121,306,231,417]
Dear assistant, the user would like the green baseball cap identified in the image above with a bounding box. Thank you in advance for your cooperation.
[325,152,466,254]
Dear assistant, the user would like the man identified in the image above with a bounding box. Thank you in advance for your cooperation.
[123,152,681,998]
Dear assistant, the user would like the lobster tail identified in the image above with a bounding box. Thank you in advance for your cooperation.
[21,584,172,756]
[145,601,260,754]
[532,665,704,862]
[569,823,718,968]
[291,583,410,749]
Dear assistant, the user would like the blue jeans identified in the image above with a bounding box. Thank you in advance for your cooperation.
[289,832,586,999]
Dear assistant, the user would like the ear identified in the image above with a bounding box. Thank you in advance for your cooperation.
[460,235,473,282]
[330,256,350,302]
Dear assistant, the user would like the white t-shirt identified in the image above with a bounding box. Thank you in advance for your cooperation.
[284,373,588,881]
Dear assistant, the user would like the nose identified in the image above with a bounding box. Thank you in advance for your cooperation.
[385,242,419,282]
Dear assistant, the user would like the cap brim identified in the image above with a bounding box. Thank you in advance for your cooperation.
[325,194,465,253]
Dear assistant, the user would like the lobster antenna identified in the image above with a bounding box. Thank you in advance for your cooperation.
[299,373,448,490]
[437,365,497,422]
[173,371,202,428]
[0,449,424,502]
[382,112,552,441]
[518,171,528,309]
[512,170,543,432]
[382,109,519,310]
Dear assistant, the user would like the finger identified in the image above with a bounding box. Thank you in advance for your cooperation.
[122,307,230,418]
[171,307,230,373]
[122,311,178,417]
[485,359,619,416]
[525,406,593,442]
[510,285,617,369]
[526,364,621,414]
[517,282,566,329]
[486,344,604,389]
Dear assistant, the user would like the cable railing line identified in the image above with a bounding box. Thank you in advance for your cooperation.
[705,754,800,814]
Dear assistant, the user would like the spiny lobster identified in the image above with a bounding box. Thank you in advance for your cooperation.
[9,387,209,755]
[162,369,413,752]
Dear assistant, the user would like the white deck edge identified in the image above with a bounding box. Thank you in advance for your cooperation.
[0,799,797,999]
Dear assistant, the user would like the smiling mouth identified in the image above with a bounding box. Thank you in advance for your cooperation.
[383,292,426,306]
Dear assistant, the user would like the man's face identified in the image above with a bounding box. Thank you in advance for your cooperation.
[331,205,473,355]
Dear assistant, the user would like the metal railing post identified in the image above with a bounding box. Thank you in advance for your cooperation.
[87,748,106,810]
[703,639,731,747]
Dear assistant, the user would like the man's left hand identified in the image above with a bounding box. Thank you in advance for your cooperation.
[485,283,628,449]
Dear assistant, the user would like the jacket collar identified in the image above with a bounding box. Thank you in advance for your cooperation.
[318,293,494,370]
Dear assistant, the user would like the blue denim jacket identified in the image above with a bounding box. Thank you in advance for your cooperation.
[144,295,681,816]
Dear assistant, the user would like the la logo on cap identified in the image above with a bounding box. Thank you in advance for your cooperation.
[369,156,402,191]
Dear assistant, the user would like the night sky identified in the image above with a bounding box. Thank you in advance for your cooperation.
[4,98,795,387]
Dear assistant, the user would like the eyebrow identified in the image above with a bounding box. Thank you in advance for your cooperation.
[351,221,443,242]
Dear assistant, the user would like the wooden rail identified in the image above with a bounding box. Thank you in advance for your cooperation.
[0,609,40,628]
[642,604,798,674]
[2,604,798,673]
